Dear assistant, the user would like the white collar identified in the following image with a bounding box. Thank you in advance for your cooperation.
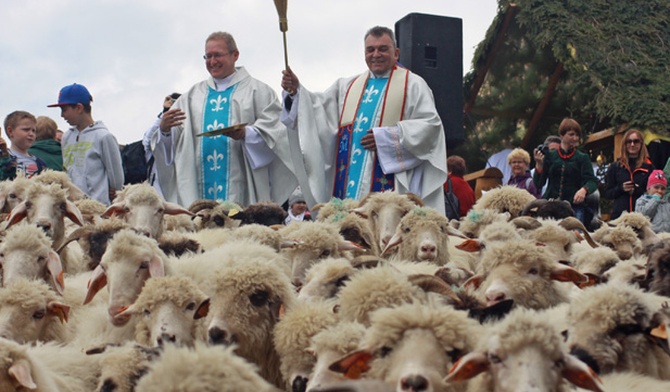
[213,72,237,91]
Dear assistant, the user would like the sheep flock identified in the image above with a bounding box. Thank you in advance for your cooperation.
[2,176,670,391]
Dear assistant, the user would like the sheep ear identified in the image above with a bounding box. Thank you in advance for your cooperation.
[463,274,485,290]
[351,207,368,219]
[47,301,70,323]
[455,239,481,252]
[47,250,65,296]
[380,232,402,257]
[84,265,107,305]
[328,350,373,379]
[194,298,210,320]
[549,264,589,284]
[4,202,28,229]
[8,358,37,389]
[64,200,85,226]
[101,202,126,219]
[444,351,489,383]
[337,240,365,252]
[562,354,603,392]
[164,202,195,216]
[148,255,165,278]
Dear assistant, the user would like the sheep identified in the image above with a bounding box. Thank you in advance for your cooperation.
[74,198,107,225]
[457,208,510,239]
[570,246,621,285]
[336,265,428,326]
[512,217,595,261]
[102,182,193,238]
[0,175,31,213]
[56,216,128,271]
[306,321,367,391]
[230,200,288,226]
[156,230,202,257]
[315,198,377,255]
[0,222,64,295]
[565,283,670,379]
[444,307,604,392]
[466,240,587,309]
[645,238,670,297]
[0,338,102,391]
[163,214,197,233]
[135,343,282,392]
[32,169,87,201]
[90,342,160,392]
[609,211,660,250]
[601,257,648,288]
[352,190,423,253]
[188,198,242,230]
[472,185,536,218]
[83,229,172,327]
[330,303,481,392]
[202,244,297,388]
[4,182,85,273]
[273,300,339,391]
[280,221,360,287]
[382,207,451,266]
[591,223,642,260]
[112,275,210,348]
[314,198,360,222]
[520,197,575,219]
[651,302,670,356]
[298,258,358,303]
[0,280,70,344]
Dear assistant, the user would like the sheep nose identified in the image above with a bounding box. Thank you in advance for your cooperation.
[37,222,52,234]
[292,375,308,392]
[420,244,436,254]
[208,326,235,346]
[569,346,601,374]
[486,291,506,304]
[157,333,176,346]
[401,374,429,391]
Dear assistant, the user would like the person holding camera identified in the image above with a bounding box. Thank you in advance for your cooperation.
[604,129,654,220]
[533,118,598,225]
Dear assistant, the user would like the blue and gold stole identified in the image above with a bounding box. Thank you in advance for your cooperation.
[200,85,236,200]
[333,66,408,199]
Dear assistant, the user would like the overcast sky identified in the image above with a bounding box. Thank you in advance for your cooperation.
[0,0,498,145]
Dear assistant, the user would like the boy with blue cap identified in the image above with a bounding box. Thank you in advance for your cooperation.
[48,83,124,205]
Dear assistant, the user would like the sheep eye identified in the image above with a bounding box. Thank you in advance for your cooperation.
[379,346,392,358]
[139,261,149,269]
[123,207,130,213]
[25,201,33,209]
[213,216,226,226]
[371,211,378,219]
[334,275,350,288]
[319,250,331,258]
[402,226,411,234]
[143,309,151,317]
[33,309,46,319]
[156,208,165,215]
[528,267,539,275]
[554,358,566,368]
[488,353,502,363]
[59,202,67,212]
[185,302,196,311]
[8,193,16,199]
[447,348,462,363]
[37,256,46,264]
[249,290,269,307]
[561,330,569,341]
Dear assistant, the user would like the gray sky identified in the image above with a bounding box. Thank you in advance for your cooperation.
[0,0,498,145]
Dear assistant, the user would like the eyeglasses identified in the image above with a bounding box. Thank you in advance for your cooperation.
[203,52,233,60]
[625,139,642,145]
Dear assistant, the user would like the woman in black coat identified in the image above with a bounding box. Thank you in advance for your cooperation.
[604,129,654,220]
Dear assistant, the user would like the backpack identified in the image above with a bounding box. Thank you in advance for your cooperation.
[121,140,148,185]
[444,177,460,220]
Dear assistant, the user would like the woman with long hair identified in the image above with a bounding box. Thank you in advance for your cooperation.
[604,129,654,220]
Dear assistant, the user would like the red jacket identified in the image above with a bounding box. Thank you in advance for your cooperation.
[444,174,475,217]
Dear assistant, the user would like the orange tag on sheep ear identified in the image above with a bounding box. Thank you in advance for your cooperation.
[651,324,668,340]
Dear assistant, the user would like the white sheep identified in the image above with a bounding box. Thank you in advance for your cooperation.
[382,207,450,265]
[471,185,536,218]
[273,300,339,391]
[609,211,660,250]
[591,223,643,260]
[134,343,281,392]
[188,198,243,231]
[91,342,160,392]
[0,222,64,295]
[445,307,603,392]
[330,303,481,392]
[298,257,358,303]
[466,240,587,309]
[32,169,87,201]
[102,182,193,238]
[0,175,31,213]
[601,256,647,287]
[565,283,670,379]
[116,275,210,347]
[457,208,510,239]
[74,197,107,225]
[0,338,102,391]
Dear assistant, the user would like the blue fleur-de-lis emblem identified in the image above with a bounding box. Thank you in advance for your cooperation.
[354,113,368,133]
[362,86,379,103]
[210,95,227,112]
[208,183,223,198]
[207,149,224,171]
[207,120,226,132]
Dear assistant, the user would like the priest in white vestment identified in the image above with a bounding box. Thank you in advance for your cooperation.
[280,26,447,214]
[153,31,297,208]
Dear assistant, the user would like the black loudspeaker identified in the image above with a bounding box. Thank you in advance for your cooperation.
[395,13,464,147]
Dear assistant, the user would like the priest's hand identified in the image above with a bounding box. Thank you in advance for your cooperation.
[281,67,300,96]
[361,130,377,151]
[226,128,246,140]
[160,108,186,133]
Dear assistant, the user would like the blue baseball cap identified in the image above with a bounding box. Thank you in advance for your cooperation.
[47,83,93,107]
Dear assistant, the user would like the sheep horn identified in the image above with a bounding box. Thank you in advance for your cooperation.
[350,255,385,269]
[187,199,220,214]
[56,225,94,254]
[559,217,599,248]
[408,274,462,306]
[520,198,549,217]
[510,216,542,230]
